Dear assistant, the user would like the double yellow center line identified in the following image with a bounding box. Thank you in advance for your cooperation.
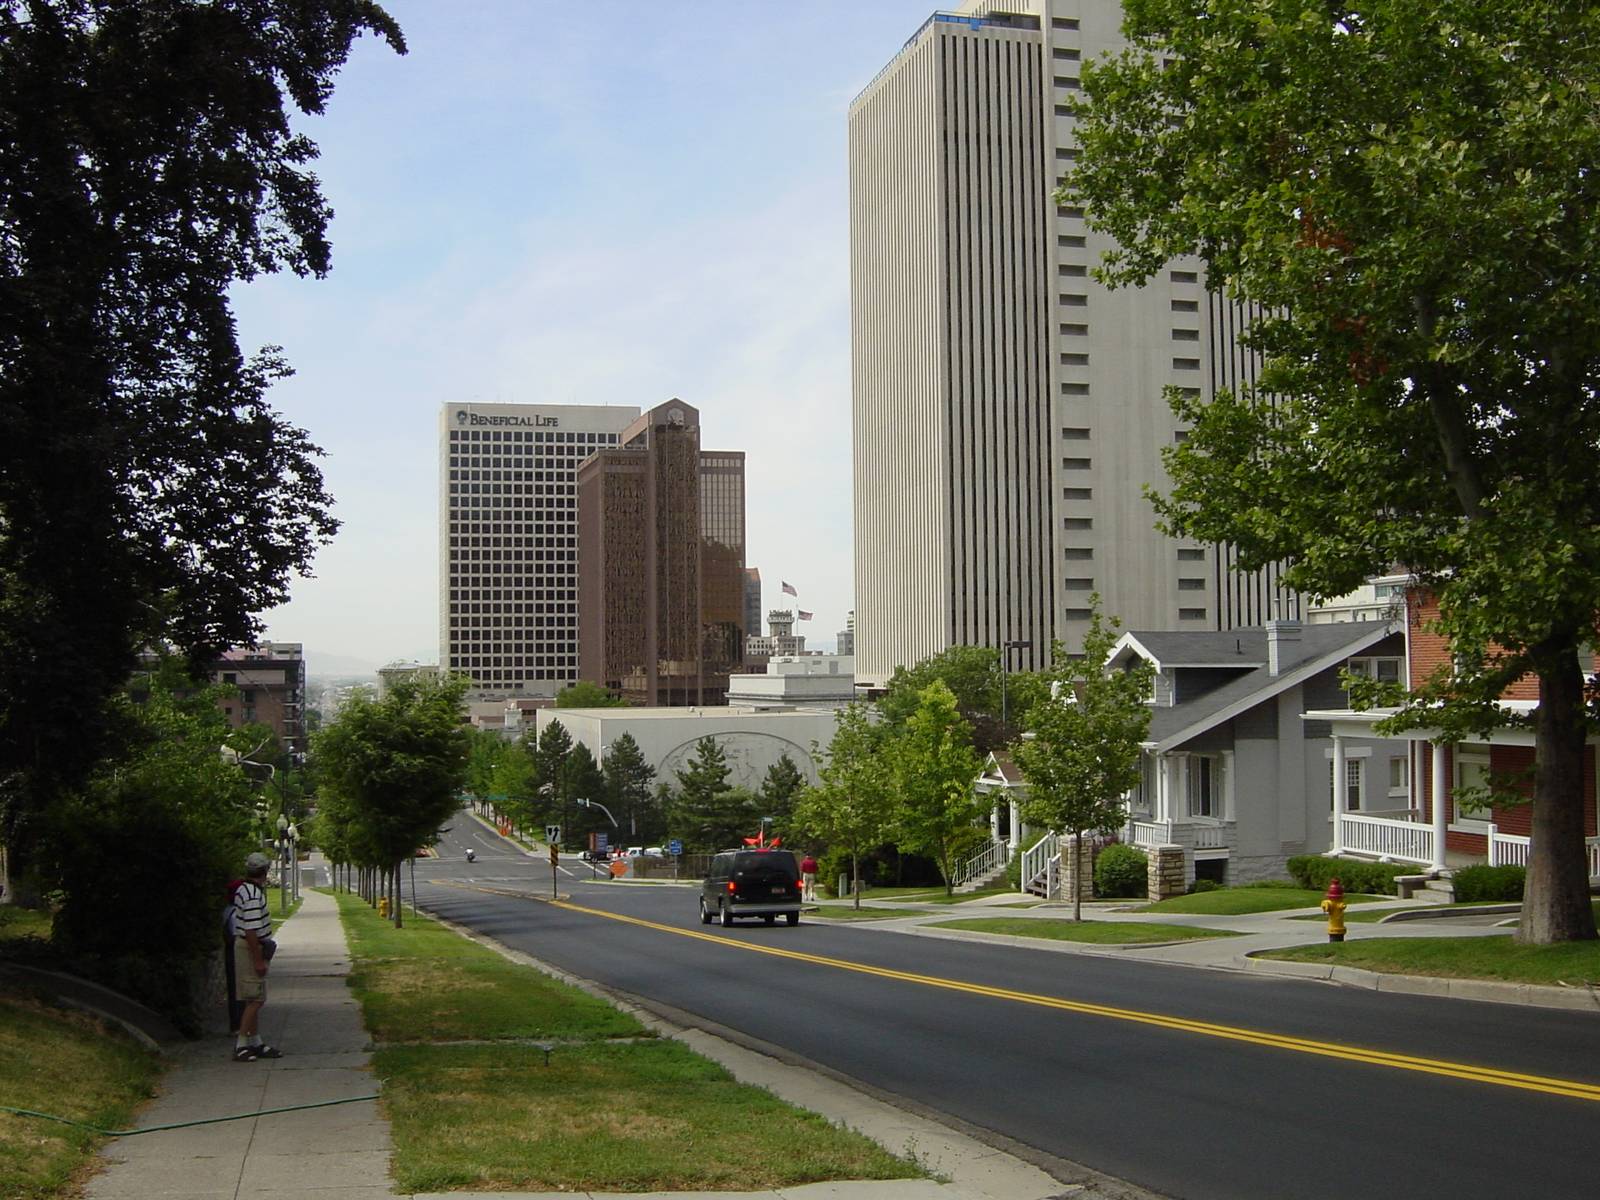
[549,896,1600,1104]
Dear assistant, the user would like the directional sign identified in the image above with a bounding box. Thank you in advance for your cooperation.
[545,824,561,845]
[668,839,683,857]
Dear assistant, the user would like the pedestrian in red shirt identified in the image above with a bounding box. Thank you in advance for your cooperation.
[799,853,819,902]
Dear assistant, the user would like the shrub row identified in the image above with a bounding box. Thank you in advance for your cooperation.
[1285,855,1418,896]
[1450,864,1526,903]
[1094,843,1148,898]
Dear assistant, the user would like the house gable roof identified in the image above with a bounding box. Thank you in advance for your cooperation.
[1129,621,1401,751]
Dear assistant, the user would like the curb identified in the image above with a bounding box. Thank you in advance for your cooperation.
[1241,954,1600,1012]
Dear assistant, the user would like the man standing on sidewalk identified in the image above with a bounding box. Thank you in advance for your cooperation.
[232,852,282,1062]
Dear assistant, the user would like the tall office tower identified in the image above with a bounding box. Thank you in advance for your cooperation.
[743,567,762,659]
[849,0,1295,688]
[440,402,640,701]
[577,400,747,706]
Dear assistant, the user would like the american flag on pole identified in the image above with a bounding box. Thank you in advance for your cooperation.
[781,581,798,597]
[798,610,814,621]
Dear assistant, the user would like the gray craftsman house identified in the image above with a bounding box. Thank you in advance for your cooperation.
[1100,618,1409,889]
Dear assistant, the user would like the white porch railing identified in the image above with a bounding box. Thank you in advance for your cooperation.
[1337,812,1435,866]
[1019,832,1059,896]
[1488,828,1600,879]
[1126,818,1233,852]
[954,837,1009,889]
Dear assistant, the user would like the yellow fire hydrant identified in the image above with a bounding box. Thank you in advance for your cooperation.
[1320,877,1347,942]
[377,896,390,919]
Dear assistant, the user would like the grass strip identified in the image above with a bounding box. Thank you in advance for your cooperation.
[333,890,924,1192]
[1134,887,1384,916]
[809,906,922,921]
[1259,935,1600,986]
[0,990,159,1200]
[927,917,1242,944]
[379,1040,921,1194]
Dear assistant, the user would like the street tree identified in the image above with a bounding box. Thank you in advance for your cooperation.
[530,720,575,828]
[561,741,606,850]
[1011,607,1153,921]
[793,704,893,909]
[0,0,404,894]
[602,733,657,841]
[759,753,808,840]
[890,682,986,896]
[672,737,746,851]
[1067,0,1600,941]
[314,676,468,927]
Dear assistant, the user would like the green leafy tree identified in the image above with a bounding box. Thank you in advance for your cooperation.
[880,644,1047,751]
[562,741,606,849]
[890,682,986,896]
[793,704,893,909]
[0,0,404,896]
[603,733,657,841]
[672,736,747,851]
[1012,606,1153,921]
[41,661,257,1026]
[531,719,575,831]
[314,676,468,927]
[758,753,808,840]
[555,681,626,707]
[1067,0,1600,942]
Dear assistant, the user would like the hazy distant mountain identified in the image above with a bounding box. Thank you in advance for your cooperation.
[304,649,382,680]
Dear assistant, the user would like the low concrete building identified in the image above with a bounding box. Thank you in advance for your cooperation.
[534,705,839,792]
[725,655,856,710]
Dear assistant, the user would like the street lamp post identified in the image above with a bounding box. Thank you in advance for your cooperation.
[275,814,290,913]
[1000,640,1033,733]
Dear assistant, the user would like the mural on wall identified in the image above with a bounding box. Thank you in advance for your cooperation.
[657,732,817,792]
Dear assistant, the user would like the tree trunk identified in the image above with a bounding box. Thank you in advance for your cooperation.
[1072,828,1084,923]
[392,861,403,929]
[1518,641,1598,944]
[851,851,860,911]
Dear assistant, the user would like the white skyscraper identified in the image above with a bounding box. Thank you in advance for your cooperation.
[849,0,1295,688]
[439,401,640,700]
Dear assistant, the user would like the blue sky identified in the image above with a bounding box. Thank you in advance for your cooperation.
[231,0,935,675]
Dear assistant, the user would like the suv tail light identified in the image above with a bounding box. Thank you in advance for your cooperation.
[726,880,738,895]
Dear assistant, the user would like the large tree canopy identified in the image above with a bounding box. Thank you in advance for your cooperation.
[1067,0,1599,941]
[0,1,403,874]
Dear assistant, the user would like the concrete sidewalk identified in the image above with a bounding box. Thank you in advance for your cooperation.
[85,885,393,1199]
[81,883,1125,1200]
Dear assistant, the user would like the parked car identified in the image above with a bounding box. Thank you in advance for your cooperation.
[700,848,802,926]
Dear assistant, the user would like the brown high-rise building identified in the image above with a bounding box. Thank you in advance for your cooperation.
[577,399,746,706]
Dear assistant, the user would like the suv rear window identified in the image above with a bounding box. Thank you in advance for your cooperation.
[731,850,799,881]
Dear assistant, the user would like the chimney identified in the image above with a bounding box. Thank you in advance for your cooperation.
[1266,619,1301,676]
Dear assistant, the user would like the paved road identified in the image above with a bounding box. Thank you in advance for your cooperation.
[413,816,1598,1200]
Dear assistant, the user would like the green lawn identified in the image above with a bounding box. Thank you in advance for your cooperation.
[1135,886,1386,916]
[808,906,917,921]
[928,917,1242,944]
[333,891,924,1193]
[0,905,52,944]
[1260,934,1600,987]
[0,988,159,1200]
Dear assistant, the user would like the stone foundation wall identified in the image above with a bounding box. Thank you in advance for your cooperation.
[1147,844,1187,901]
[1228,854,1296,886]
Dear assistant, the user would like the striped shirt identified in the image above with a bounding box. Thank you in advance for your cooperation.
[233,880,271,939]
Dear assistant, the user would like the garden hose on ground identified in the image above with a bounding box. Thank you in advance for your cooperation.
[0,1093,380,1137]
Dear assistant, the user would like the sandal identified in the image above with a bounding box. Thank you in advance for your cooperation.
[253,1045,283,1059]
[233,1046,259,1062]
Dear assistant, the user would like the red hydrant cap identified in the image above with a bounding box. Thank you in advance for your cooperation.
[1326,878,1344,899]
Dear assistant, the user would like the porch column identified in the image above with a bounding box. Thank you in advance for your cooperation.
[1330,735,1347,855]
[988,795,1001,845]
[1430,741,1449,872]
[1008,797,1021,852]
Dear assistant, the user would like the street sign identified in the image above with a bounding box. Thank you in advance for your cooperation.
[668,839,683,857]
[548,845,559,867]
[596,832,609,851]
[545,824,561,844]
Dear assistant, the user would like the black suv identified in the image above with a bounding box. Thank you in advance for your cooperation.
[700,849,802,926]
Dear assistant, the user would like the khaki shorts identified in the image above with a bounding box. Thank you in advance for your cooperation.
[233,937,268,1002]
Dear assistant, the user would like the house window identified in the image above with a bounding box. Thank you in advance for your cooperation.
[1327,758,1365,812]
[1346,656,1403,684]
[1388,756,1410,801]
[1187,755,1224,818]
[1452,746,1493,830]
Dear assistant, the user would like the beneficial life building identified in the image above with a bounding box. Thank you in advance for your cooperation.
[439,402,640,700]
[849,0,1296,688]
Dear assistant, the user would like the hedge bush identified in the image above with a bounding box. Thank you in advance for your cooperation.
[1285,855,1417,896]
[1094,844,1148,898]
[1450,864,1526,903]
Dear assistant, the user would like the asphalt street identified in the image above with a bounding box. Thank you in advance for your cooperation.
[411,814,1599,1200]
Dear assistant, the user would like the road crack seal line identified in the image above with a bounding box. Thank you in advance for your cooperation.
[529,894,1600,1105]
